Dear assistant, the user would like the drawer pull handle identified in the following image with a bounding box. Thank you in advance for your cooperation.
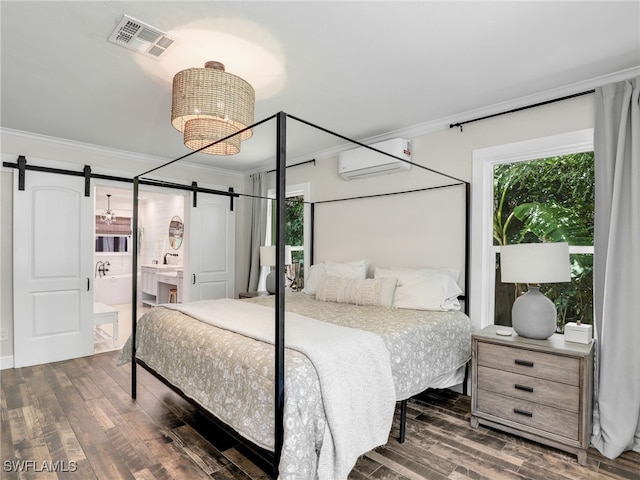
[514,408,533,418]
[514,384,534,392]
[515,359,534,367]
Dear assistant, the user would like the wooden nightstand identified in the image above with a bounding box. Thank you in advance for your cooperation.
[471,325,594,465]
[238,291,271,299]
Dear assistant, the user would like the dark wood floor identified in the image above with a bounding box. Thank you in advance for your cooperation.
[2,351,639,480]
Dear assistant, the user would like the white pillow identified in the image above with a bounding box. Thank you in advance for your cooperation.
[302,264,327,295]
[315,276,397,307]
[302,259,369,295]
[374,266,462,311]
[324,259,368,279]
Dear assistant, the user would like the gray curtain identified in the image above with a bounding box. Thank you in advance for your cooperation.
[592,76,640,458]
[246,172,268,292]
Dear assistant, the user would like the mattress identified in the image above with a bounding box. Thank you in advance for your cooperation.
[247,293,473,400]
[119,292,473,478]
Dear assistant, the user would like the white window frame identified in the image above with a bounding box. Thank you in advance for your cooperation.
[259,182,311,291]
[470,129,594,330]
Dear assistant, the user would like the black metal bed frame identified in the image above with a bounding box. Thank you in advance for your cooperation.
[131,111,470,478]
[4,111,470,479]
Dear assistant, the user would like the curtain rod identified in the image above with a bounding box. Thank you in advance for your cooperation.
[449,89,595,132]
[313,182,465,205]
[266,158,315,174]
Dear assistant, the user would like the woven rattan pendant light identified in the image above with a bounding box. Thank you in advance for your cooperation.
[171,61,255,155]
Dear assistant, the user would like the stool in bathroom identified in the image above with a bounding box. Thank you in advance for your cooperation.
[93,302,119,347]
[168,288,178,303]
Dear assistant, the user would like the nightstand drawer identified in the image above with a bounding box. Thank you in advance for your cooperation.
[477,342,580,385]
[477,389,579,441]
[478,366,579,412]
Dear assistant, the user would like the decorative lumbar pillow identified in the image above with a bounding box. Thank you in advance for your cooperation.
[315,276,397,307]
[374,266,462,311]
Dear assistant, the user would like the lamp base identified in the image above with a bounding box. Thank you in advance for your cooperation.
[266,270,276,294]
[511,286,557,340]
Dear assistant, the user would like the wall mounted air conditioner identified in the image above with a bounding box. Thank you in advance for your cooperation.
[338,138,411,180]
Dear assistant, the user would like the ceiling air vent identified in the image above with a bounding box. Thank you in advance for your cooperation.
[107,14,177,60]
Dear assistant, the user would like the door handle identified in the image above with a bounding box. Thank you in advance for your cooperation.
[87,278,90,291]
[192,274,196,285]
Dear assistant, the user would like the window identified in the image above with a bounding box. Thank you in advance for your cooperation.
[94,215,132,254]
[471,129,594,330]
[260,183,311,291]
[493,153,594,331]
[95,235,130,253]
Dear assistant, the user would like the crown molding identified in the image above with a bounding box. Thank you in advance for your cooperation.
[362,67,640,143]
[0,127,244,179]
[4,68,638,179]
[245,68,639,176]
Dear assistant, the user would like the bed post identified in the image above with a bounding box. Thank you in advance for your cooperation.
[463,182,471,396]
[131,176,139,399]
[464,182,470,316]
[274,111,287,476]
[399,400,407,443]
[310,202,315,264]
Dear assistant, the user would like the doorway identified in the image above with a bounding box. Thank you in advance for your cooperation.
[11,162,235,366]
[92,185,186,352]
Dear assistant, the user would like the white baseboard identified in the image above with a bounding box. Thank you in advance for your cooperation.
[1,355,15,370]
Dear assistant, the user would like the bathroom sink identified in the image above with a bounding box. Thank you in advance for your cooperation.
[141,264,180,271]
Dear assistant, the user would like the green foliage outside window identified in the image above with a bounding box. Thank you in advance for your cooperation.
[493,152,594,330]
[271,195,305,264]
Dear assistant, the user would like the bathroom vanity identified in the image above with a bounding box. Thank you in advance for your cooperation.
[140,265,183,306]
[157,270,184,304]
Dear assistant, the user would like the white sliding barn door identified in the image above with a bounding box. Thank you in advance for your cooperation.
[13,171,93,367]
[188,192,235,301]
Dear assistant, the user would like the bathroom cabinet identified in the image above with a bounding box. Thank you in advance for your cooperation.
[156,271,183,304]
[140,265,181,306]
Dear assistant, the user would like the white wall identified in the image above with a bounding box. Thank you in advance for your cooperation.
[139,194,185,266]
[280,95,595,329]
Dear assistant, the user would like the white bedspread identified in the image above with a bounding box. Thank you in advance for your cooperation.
[164,299,396,480]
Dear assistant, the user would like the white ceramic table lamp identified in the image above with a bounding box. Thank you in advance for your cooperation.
[500,242,571,339]
[260,245,292,294]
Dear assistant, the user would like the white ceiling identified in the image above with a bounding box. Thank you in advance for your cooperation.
[2,1,639,173]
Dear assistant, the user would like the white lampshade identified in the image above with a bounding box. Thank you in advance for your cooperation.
[259,245,292,267]
[500,242,571,284]
[500,242,571,340]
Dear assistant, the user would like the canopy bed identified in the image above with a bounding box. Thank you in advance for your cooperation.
[122,111,472,479]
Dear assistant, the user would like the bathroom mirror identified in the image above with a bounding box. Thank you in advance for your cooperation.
[169,216,184,249]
